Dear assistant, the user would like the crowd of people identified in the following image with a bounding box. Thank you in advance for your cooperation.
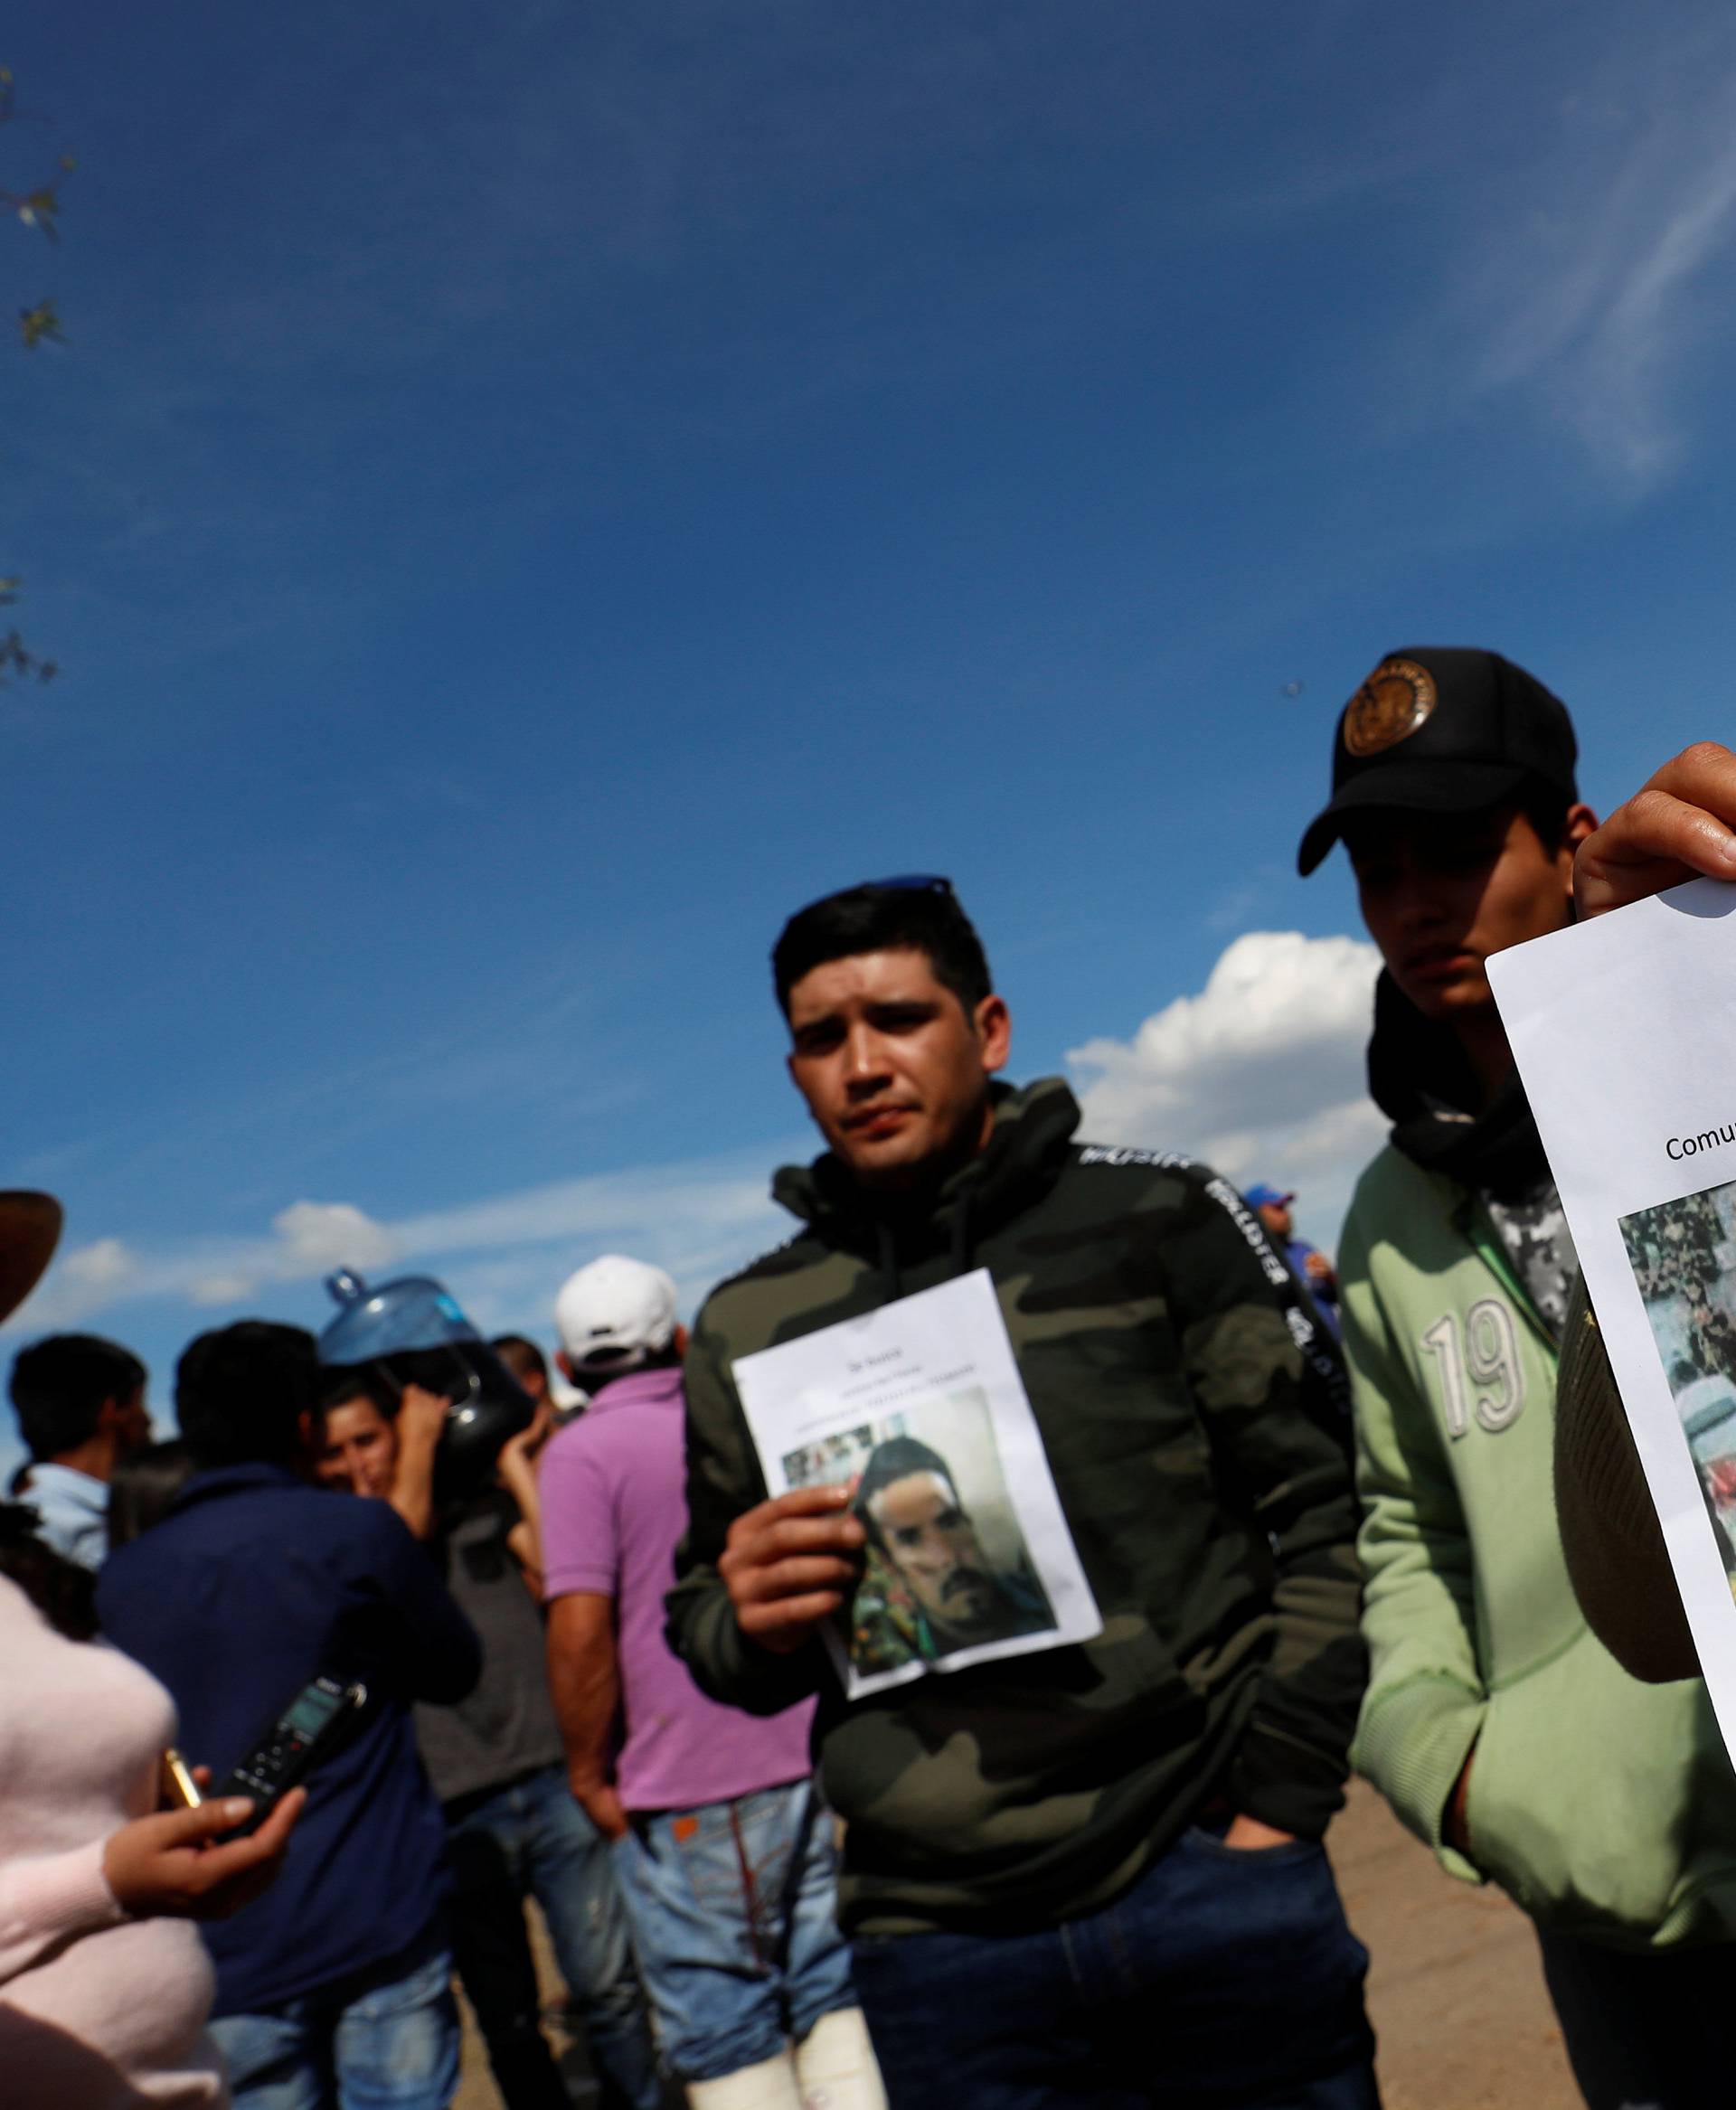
[5,650,1736,2110]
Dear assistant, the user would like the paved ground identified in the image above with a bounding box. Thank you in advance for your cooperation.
[456,1779,1580,2108]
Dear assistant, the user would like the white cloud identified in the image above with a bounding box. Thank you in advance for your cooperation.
[186,1274,257,1308]
[10,1237,149,1331]
[184,1201,399,1307]
[8,931,1392,1336]
[380,1156,795,1341]
[1067,930,1385,1247]
[271,1201,399,1276]
[5,1148,798,1340]
[60,1238,138,1291]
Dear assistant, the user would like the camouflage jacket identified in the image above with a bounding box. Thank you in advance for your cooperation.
[665,1077,1365,1935]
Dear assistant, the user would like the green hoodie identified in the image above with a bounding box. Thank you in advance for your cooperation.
[1344,1130,1736,1947]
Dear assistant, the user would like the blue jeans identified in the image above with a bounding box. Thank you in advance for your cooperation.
[849,1825,1378,2109]
[610,1776,857,2083]
[445,1761,661,2110]
[208,1924,459,2110]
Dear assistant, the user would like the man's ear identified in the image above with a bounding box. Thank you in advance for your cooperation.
[973,994,1012,1071]
[1561,802,1599,891]
[673,1323,690,1359]
[556,1350,576,1384]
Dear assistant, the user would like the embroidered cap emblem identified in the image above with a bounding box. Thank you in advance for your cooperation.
[1343,657,1437,758]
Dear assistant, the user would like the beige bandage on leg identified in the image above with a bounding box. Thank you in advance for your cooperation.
[792,2006,888,2110]
[684,2048,804,2110]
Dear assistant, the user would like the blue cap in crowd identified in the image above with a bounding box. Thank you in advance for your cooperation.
[1243,1183,1294,1210]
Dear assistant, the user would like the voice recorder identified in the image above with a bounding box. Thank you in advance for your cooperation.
[219,1674,368,1832]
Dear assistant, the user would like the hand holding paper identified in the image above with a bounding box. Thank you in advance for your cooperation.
[721,1484,865,1655]
[1575,741,1736,921]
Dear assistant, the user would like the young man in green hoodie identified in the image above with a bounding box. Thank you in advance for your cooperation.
[1301,652,1736,2109]
[667,877,1375,2109]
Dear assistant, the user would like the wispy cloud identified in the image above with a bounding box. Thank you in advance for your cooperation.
[5,1144,801,1342]
[1439,24,1736,490]
[11,928,1391,1342]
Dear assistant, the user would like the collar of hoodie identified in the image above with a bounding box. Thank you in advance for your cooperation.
[771,1076,1082,1295]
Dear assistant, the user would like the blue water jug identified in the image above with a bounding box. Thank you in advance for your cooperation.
[318,1268,533,1503]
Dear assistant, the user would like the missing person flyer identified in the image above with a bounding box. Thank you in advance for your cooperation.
[731,1267,1102,1700]
[1488,878,1736,1757]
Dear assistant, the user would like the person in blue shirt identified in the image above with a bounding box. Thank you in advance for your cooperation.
[98,1320,483,2110]
[1244,1183,1342,1338]
[7,1332,151,1567]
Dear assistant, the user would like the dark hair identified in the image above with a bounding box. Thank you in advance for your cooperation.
[1517,775,1573,852]
[772,882,993,1019]
[318,1363,397,1419]
[490,1334,548,1385]
[573,1337,684,1384]
[8,1333,146,1462]
[853,1436,962,1553]
[0,1502,98,1639]
[107,1438,197,1551]
[380,1346,478,1400]
[317,1345,495,1418]
[175,1322,321,1469]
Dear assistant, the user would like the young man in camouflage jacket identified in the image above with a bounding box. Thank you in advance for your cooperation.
[665,878,1374,2109]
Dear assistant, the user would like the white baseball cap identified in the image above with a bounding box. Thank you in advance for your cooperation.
[554,1255,680,1376]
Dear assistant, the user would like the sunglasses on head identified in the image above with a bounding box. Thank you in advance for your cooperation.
[791,873,955,918]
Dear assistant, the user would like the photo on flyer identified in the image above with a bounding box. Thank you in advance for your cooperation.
[732,1267,1100,1700]
[1619,1182,1736,1602]
[782,1384,1060,1679]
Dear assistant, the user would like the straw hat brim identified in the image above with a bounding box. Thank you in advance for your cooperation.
[0,1192,63,1324]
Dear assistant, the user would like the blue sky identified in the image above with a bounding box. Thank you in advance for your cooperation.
[7,0,1736,1459]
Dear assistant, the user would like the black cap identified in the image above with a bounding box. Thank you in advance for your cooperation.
[1297,646,1579,876]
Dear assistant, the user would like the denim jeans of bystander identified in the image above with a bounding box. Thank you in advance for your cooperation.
[445,1760,662,2110]
[207,1922,460,2110]
[849,1824,1379,2109]
[609,1776,858,2084]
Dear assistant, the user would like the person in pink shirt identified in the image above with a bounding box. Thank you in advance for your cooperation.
[0,1191,303,2109]
[541,1255,882,2110]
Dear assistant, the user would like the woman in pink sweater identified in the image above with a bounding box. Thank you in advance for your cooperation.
[0,1193,302,2105]
[0,1556,304,2105]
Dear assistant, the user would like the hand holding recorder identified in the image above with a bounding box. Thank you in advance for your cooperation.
[104,1786,306,1922]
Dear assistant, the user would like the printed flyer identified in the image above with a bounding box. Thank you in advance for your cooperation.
[731,1267,1102,1700]
[1488,877,1736,1755]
